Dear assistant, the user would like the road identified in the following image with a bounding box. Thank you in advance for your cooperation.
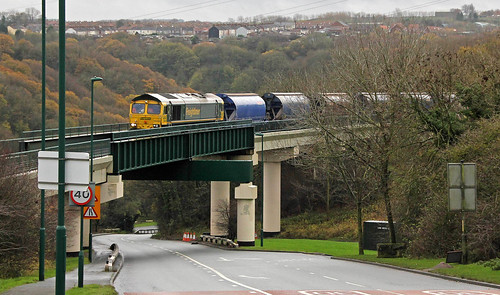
[95,234,500,295]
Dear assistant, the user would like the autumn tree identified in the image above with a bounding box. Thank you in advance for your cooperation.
[146,42,200,85]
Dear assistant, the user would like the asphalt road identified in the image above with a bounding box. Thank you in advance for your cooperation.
[94,234,500,295]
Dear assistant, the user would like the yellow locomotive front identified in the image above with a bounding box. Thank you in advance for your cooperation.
[129,98,165,129]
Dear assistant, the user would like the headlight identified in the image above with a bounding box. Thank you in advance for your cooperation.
[130,123,137,127]
[153,124,159,128]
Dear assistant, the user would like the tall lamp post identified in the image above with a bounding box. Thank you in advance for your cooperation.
[55,0,66,293]
[89,76,102,262]
[255,133,264,247]
[39,0,46,282]
[78,76,102,287]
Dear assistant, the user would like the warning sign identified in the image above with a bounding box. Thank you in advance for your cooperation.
[84,207,97,217]
[84,185,100,219]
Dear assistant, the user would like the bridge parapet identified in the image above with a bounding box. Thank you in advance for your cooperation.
[111,120,255,174]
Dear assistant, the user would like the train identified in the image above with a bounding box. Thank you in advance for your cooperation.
[129,92,309,129]
[128,92,436,129]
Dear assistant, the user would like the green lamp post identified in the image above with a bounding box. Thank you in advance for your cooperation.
[255,132,264,247]
[89,76,102,263]
[78,76,102,287]
[55,0,67,293]
[39,0,46,282]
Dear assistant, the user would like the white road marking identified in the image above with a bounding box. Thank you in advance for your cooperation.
[175,251,272,295]
[352,292,371,295]
[238,275,270,280]
[309,272,315,275]
[219,257,232,261]
[323,276,339,281]
[345,281,365,287]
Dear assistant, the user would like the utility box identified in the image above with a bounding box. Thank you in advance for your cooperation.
[363,220,391,251]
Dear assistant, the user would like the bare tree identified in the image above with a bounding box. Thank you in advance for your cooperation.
[287,30,434,247]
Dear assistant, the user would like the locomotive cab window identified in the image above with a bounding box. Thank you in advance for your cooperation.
[132,103,145,114]
[147,104,161,114]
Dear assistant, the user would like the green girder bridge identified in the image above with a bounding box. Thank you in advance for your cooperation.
[3,119,298,182]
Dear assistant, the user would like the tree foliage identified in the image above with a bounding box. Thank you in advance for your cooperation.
[0,156,56,278]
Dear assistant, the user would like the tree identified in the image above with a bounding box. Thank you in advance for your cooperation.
[461,4,476,21]
[146,42,199,85]
[290,31,436,246]
[0,155,56,277]
[0,16,8,34]
[0,33,14,55]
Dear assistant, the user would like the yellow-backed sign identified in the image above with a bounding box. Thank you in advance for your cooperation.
[84,185,101,219]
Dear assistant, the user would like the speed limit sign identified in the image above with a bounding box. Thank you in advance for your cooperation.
[70,183,95,206]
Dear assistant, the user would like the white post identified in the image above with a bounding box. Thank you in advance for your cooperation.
[235,183,257,246]
[210,181,230,236]
[263,161,281,236]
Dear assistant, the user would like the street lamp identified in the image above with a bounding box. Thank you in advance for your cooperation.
[88,76,102,261]
[78,76,102,287]
[255,132,264,247]
[39,0,47,282]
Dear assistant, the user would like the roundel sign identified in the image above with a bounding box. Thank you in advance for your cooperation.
[70,186,93,206]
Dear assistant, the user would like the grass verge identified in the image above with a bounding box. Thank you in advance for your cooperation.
[134,221,157,228]
[0,256,86,293]
[67,284,117,295]
[245,238,500,285]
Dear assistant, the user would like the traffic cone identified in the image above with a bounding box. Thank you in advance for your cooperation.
[193,232,196,241]
[189,232,193,241]
[183,232,187,241]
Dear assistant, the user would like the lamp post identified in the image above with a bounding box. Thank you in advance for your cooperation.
[89,76,102,263]
[39,0,46,282]
[255,132,264,247]
[55,0,66,293]
[78,76,102,287]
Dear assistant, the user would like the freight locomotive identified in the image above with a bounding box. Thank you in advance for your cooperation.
[129,92,309,129]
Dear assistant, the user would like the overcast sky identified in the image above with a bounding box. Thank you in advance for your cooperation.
[1,0,498,22]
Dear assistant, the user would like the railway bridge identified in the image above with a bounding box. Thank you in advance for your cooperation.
[2,120,315,251]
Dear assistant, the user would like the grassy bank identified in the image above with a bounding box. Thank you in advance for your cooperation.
[0,256,85,293]
[245,238,500,285]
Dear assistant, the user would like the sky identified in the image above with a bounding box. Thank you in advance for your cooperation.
[1,0,498,22]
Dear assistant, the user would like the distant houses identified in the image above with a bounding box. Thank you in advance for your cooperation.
[6,16,484,41]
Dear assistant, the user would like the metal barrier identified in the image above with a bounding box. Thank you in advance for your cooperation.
[135,228,159,234]
[200,235,238,248]
[4,138,111,173]
[22,123,130,141]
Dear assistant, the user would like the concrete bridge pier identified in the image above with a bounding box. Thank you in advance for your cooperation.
[235,183,257,246]
[260,148,297,237]
[210,181,230,236]
[263,161,281,236]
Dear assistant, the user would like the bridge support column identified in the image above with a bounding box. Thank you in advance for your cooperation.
[264,161,281,236]
[66,205,81,253]
[235,183,257,246]
[210,181,230,236]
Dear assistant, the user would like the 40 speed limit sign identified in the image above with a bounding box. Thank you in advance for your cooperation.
[69,183,95,207]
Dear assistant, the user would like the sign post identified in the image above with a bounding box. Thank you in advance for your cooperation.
[448,161,477,264]
[69,183,95,288]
